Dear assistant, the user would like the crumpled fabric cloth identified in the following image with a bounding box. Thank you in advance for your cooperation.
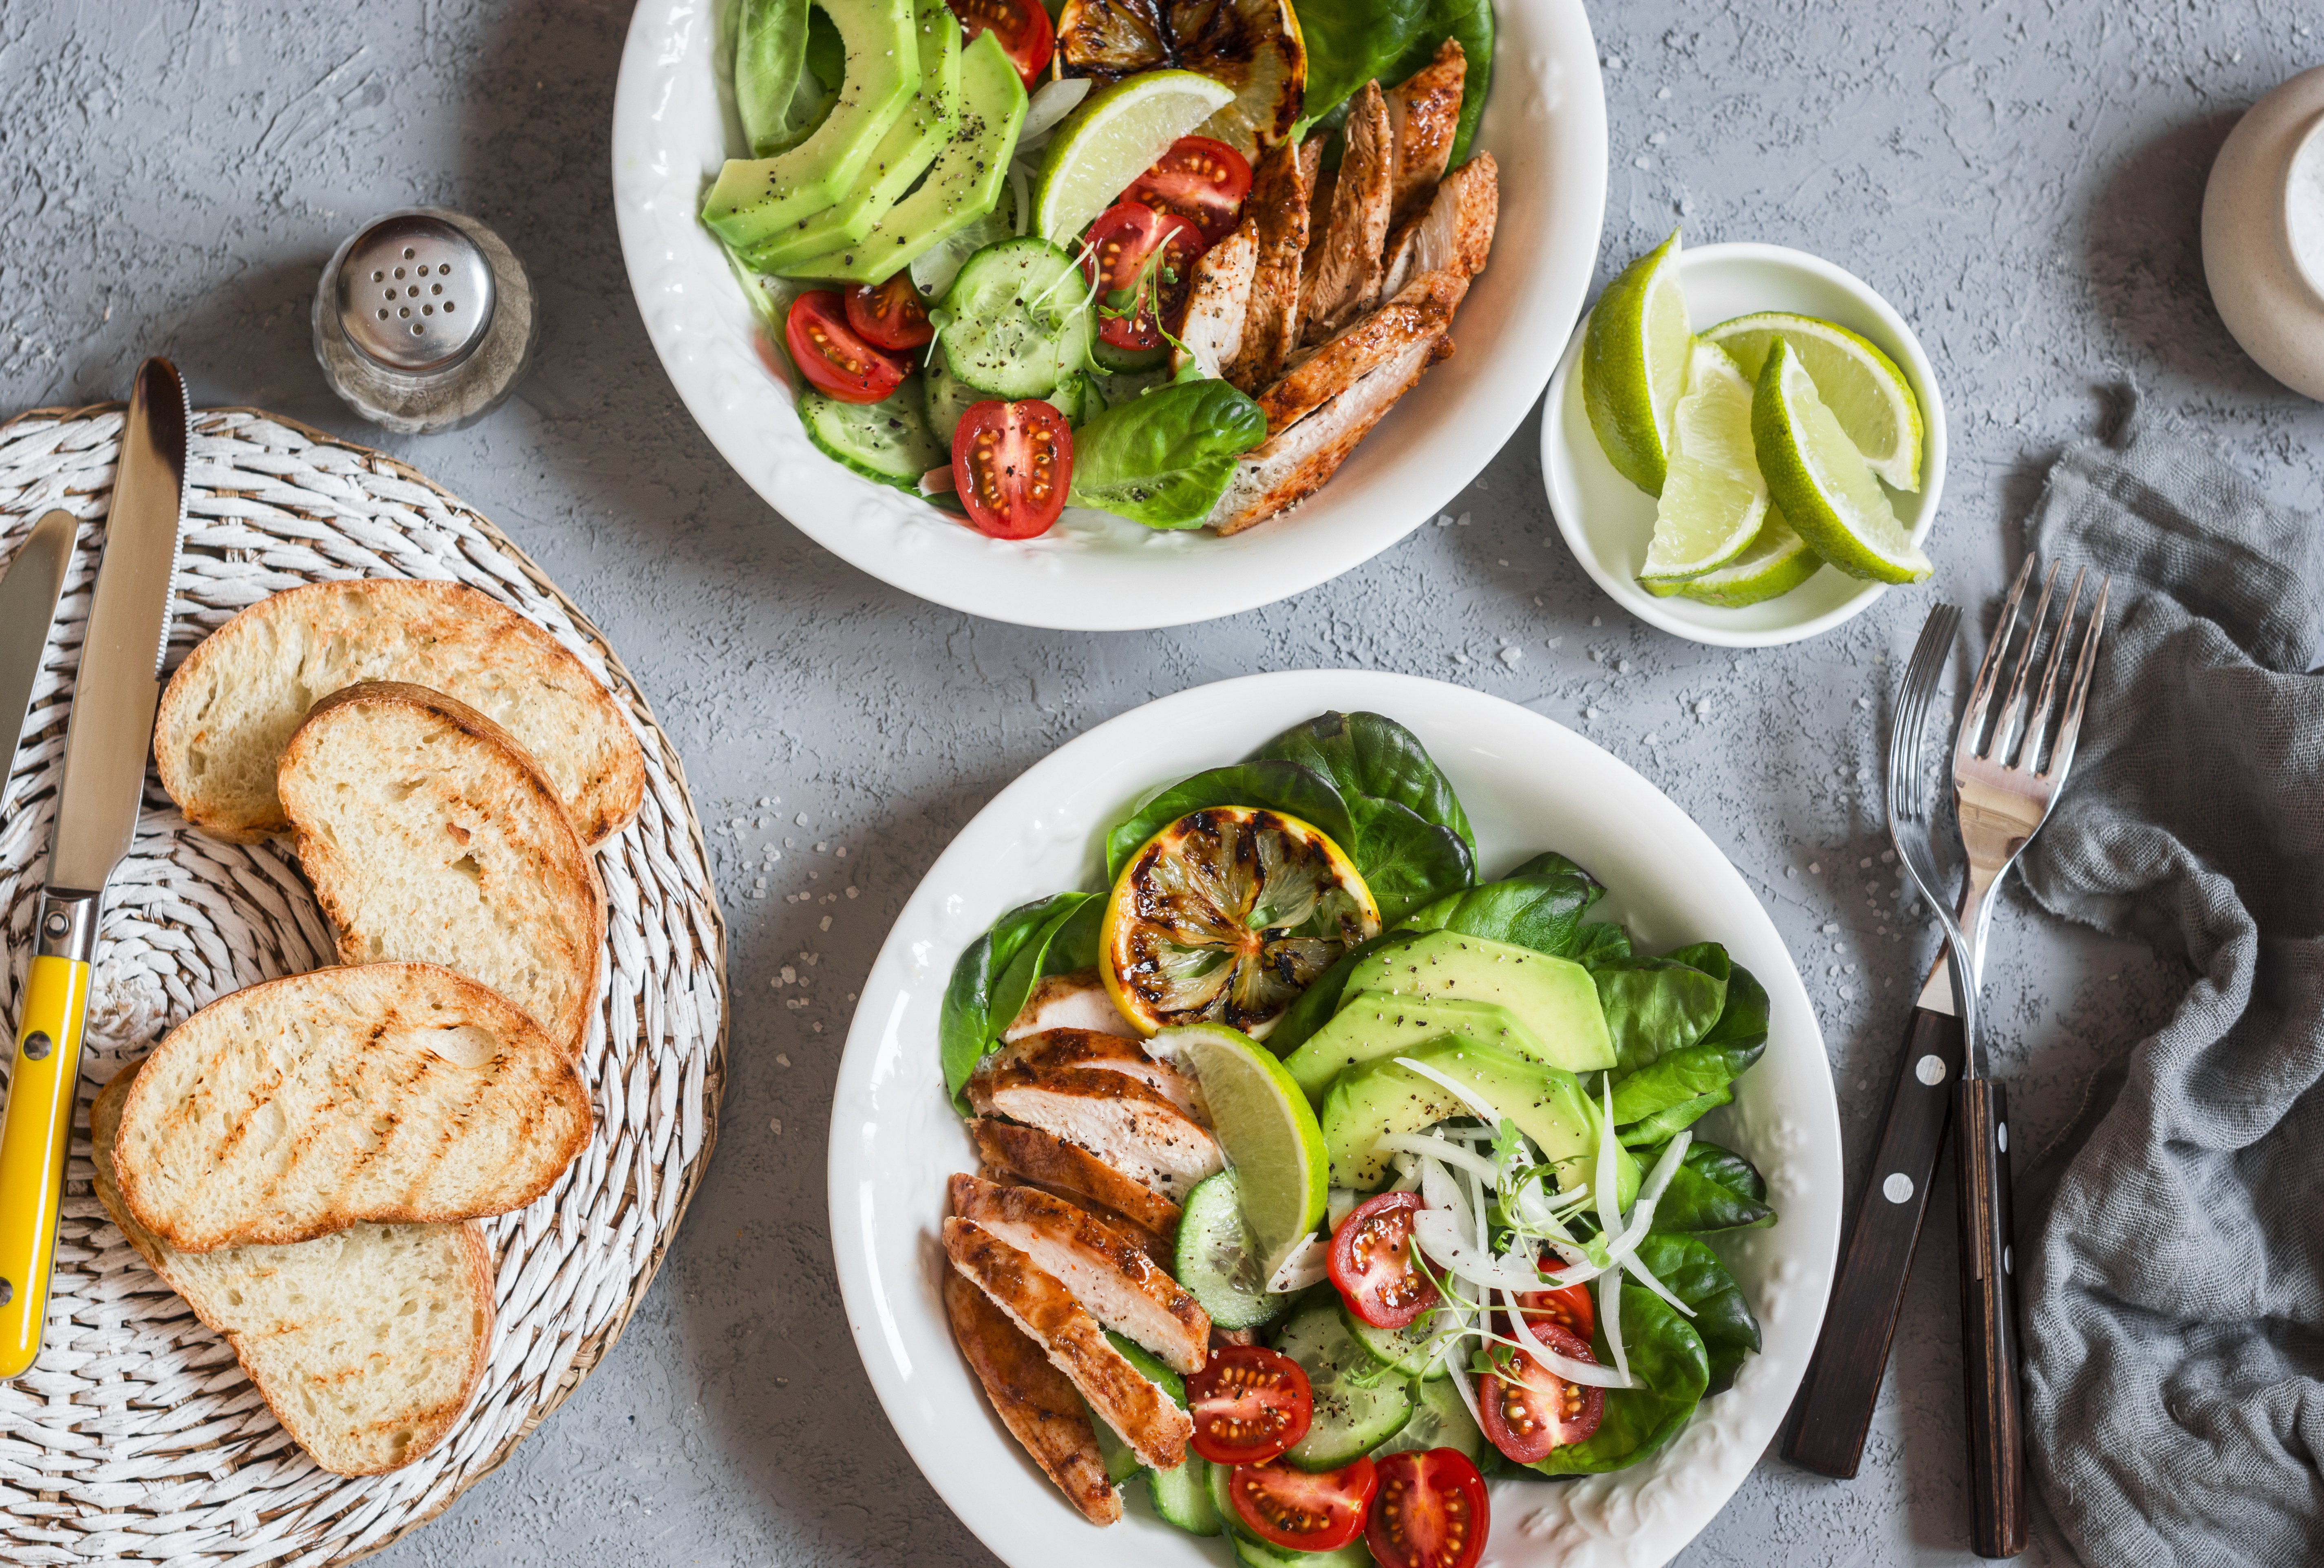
[2016,393,2324,1568]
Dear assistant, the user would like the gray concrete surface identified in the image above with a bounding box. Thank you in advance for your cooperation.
[1,1,2317,1563]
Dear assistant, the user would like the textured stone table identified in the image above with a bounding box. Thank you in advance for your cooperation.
[2,2,2317,1564]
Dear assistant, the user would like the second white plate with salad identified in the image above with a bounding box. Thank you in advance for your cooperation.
[611,0,1606,630]
[831,670,1841,1568]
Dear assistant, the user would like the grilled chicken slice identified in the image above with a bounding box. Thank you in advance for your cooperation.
[1257,268,1468,436]
[1004,969,1138,1043]
[1211,329,1454,535]
[966,1058,1224,1200]
[1381,152,1499,302]
[943,1217,1194,1470]
[1386,40,1467,227]
[944,1269,1123,1526]
[1225,139,1321,393]
[1173,222,1259,379]
[1299,81,1395,345]
[950,1174,1211,1374]
[971,1118,1184,1241]
[992,1029,1211,1124]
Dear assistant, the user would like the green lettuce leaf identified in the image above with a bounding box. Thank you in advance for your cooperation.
[1102,761,1354,882]
[1248,710,1476,860]
[939,891,1096,1107]
[1647,1140,1775,1235]
[1592,956,1728,1071]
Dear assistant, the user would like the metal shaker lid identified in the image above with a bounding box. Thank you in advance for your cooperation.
[333,213,497,374]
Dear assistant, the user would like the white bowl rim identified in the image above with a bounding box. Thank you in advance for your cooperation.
[1541,239,1949,649]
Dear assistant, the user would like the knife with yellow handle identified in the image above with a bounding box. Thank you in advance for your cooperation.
[0,359,187,1378]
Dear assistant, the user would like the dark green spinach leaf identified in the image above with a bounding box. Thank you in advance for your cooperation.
[734,0,812,157]
[1102,761,1354,882]
[1696,961,1771,1053]
[1609,1037,1765,1126]
[1346,795,1473,925]
[1292,0,1431,130]
[1248,710,1476,860]
[1592,957,1728,1070]
[1631,1233,1760,1396]
[1525,1278,1708,1475]
[1648,1140,1775,1234]
[939,891,1096,1107]
[1388,0,1495,164]
[1402,867,1604,956]
[1065,378,1268,529]
[1566,921,1633,968]
[1617,1086,1731,1147]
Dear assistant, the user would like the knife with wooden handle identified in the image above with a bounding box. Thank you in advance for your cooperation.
[0,361,187,1378]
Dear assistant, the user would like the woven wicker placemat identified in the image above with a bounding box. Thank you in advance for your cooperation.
[0,405,729,1566]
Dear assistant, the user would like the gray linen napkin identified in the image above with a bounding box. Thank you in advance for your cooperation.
[2014,395,2324,1568]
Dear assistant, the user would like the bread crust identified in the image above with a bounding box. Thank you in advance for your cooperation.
[92,1062,496,1476]
[154,578,645,846]
[280,681,609,1060]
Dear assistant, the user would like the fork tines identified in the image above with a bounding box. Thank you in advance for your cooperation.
[1957,557,2111,782]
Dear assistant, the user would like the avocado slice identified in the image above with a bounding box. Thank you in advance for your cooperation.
[1319,1037,1638,1205]
[1283,993,1556,1106]
[743,0,963,271]
[703,0,921,252]
[775,29,1027,285]
[1346,929,1617,1074]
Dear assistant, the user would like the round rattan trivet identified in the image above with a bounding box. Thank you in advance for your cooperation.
[0,406,728,1566]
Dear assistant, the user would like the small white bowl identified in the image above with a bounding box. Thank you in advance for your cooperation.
[1540,242,1948,648]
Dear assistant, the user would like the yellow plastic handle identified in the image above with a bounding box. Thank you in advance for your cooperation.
[0,954,91,1378]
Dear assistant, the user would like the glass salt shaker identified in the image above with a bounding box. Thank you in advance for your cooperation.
[312,208,538,434]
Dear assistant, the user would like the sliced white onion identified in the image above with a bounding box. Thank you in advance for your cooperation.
[1386,1153,1423,1194]
[1417,1153,1466,1232]
[1621,1248,1695,1317]
[1393,1056,1505,1127]
[1595,1072,1623,1242]
[1640,1130,1694,1207]
[919,465,957,495]
[1009,161,1031,236]
[1326,1187,1361,1231]
[1374,1131,1500,1183]
[1017,77,1091,146]
[1412,1210,1546,1292]
[1268,1233,1332,1294]
[1600,1268,1631,1387]
[1440,1336,1489,1436]
[1500,1287,1634,1389]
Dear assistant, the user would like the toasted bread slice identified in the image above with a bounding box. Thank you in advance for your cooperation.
[92,1061,493,1476]
[278,681,606,1059]
[156,578,645,846]
[114,963,592,1252]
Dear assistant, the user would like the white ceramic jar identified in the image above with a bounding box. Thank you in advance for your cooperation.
[2202,64,2324,401]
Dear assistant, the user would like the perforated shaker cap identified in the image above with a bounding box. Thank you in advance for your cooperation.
[334,213,497,373]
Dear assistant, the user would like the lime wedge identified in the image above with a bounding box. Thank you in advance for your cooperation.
[1639,340,1768,584]
[1032,70,1236,246]
[1582,228,1690,496]
[1158,1023,1328,1284]
[1706,311,1924,491]
[1752,339,1932,584]
[1648,507,1825,606]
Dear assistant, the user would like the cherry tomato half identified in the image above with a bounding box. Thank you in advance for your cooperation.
[784,289,907,404]
[1476,1323,1606,1464]
[1082,202,1207,352]
[1511,1266,1596,1342]
[1126,134,1255,246]
[1228,1457,1378,1553]
[945,0,1053,89]
[1366,1448,1490,1568]
[845,273,934,352]
[1328,1191,1440,1330]
[1187,1345,1312,1466]
[951,399,1072,540]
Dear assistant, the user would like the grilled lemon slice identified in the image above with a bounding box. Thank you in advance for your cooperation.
[1102,806,1380,1038]
[1056,0,1306,156]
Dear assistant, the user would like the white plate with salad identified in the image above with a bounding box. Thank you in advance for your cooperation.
[831,670,1841,1568]
[611,0,1606,629]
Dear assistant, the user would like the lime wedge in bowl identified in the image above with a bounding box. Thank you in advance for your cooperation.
[1032,70,1236,246]
[1639,340,1768,585]
[1707,311,1924,491]
[1582,228,1691,496]
[1752,338,1931,584]
[1649,507,1825,606]
[1156,1022,1328,1285]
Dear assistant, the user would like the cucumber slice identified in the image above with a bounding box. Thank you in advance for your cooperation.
[1088,1404,1144,1484]
[799,380,945,491]
[1342,1301,1464,1381]
[939,236,1094,399]
[921,344,984,449]
[1105,1329,1186,1407]
[1373,1374,1486,1464]
[1147,1455,1222,1536]
[1175,1169,1298,1332]
[1092,336,1170,374]
[1085,1330,1186,1486]
[1230,1533,1375,1568]
[1272,1299,1412,1470]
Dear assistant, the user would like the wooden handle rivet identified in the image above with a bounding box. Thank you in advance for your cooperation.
[1882,1172,1914,1203]
[1997,1122,2009,1151]
[2003,1246,2013,1275]
[1916,1054,1948,1085]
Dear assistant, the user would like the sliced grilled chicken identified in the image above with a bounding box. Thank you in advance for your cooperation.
[1299,81,1394,345]
[1172,223,1259,379]
[950,1174,1211,1374]
[966,1059,1224,1200]
[943,1269,1122,1526]
[1381,152,1499,302]
[1225,139,1320,393]
[1003,968,1139,1043]
[971,1118,1184,1241]
[1211,329,1454,535]
[992,1029,1211,1124]
[943,1217,1194,1470]
[1257,267,1468,436]
[1386,40,1467,227]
